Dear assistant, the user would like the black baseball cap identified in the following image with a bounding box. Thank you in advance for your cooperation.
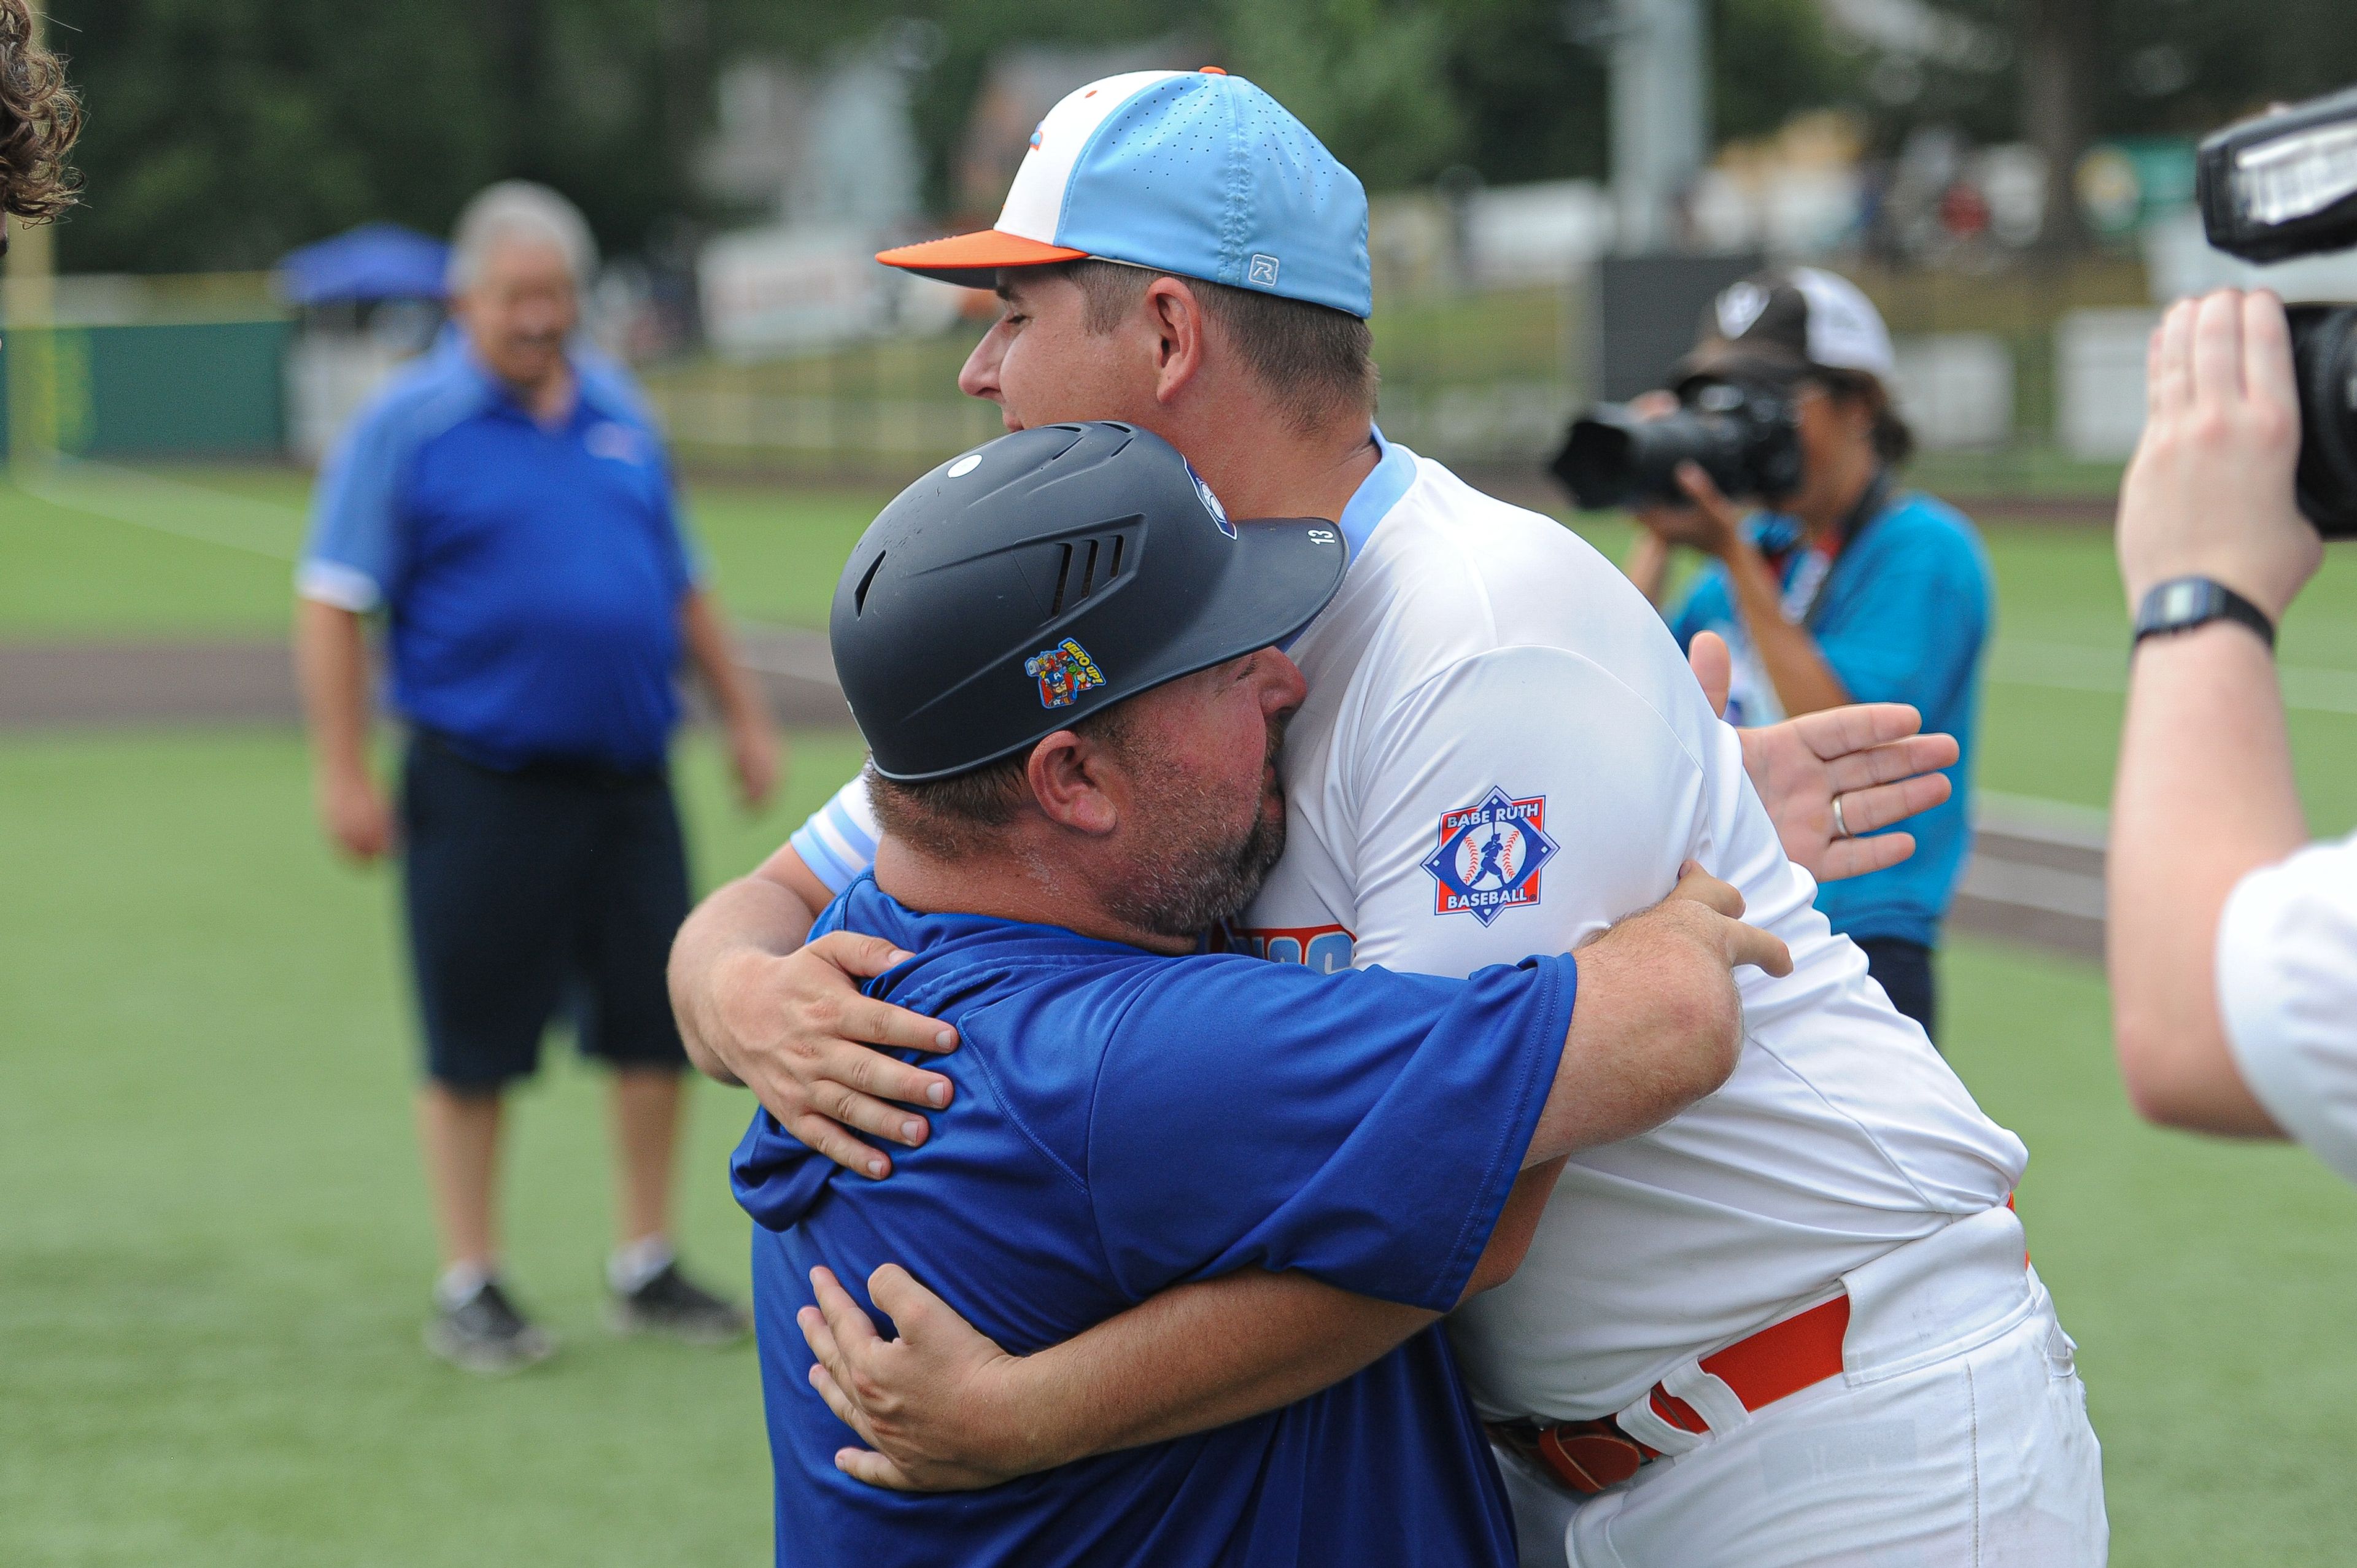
[1671,266,1897,393]
[832,421,1348,782]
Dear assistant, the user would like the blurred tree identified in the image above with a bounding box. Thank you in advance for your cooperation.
[39,0,2357,275]
[1405,0,1860,191]
[44,0,860,273]
[2085,0,2357,137]
[1433,0,1608,185]
[2019,0,2099,249]
[1221,0,1467,188]
[1716,0,1865,144]
[892,0,1218,218]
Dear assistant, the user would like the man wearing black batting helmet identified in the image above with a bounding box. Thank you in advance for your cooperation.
[727,419,1786,1568]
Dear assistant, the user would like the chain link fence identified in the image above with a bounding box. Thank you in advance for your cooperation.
[637,263,2152,505]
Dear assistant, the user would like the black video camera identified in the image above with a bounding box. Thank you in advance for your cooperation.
[2198,84,2357,536]
[1550,379,1804,512]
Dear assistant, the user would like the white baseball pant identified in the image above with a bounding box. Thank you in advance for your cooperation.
[1496,1204,2108,1567]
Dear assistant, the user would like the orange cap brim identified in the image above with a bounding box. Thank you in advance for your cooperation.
[875,229,1089,289]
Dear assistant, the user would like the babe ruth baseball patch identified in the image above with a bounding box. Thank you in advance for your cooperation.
[1422,787,1557,925]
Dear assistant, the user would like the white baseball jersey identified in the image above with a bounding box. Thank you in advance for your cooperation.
[791,432,2026,1419]
[2218,830,2357,1186]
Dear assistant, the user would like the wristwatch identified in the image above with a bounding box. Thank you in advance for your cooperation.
[2132,576,2277,652]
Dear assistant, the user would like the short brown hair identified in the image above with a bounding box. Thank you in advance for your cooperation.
[865,703,1136,863]
[1045,259,1378,436]
[1811,366,1915,469]
[0,0,79,224]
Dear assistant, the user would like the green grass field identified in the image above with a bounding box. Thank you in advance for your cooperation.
[9,465,2357,1564]
[0,727,868,1567]
[0,460,882,640]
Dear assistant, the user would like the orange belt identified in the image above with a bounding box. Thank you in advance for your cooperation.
[1493,1197,2027,1496]
[1490,1293,1851,1496]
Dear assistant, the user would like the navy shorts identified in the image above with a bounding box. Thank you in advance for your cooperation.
[1854,935,1937,1048]
[400,734,692,1090]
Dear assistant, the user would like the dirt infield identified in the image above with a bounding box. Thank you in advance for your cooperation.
[0,629,2102,957]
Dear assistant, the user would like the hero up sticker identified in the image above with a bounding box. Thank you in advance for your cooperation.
[1185,459,1236,539]
[1024,638,1105,709]
[1422,788,1558,925]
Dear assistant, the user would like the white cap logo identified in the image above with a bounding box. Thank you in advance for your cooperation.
[1717,280,1771,341]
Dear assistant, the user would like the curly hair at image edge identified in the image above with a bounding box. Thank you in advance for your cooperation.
[0,0,79,221]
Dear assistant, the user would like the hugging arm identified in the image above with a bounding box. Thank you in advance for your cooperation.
[799,868,1784,1491]
[803,1157,1566,1490]
[683,638,1945,1180]
[667,836,961,1173]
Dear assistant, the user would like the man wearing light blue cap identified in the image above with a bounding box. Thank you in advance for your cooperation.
[673,67,2102,1567]
[874,66,1374,317]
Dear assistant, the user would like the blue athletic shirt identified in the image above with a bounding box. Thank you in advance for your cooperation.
[296,329,702,773]
[733,875,1574,1568]
[1666,490,1992,947]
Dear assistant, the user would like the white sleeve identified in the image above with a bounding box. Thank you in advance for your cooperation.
[786,772,881,896]
[2216,832,2357,1185]
[1345,644,1716,979]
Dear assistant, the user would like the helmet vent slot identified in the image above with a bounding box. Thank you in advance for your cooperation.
[1045,533,1130,622]
[1048,543,1074,617]
[853,552,886,616]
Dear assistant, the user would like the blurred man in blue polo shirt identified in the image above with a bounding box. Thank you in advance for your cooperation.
[295,182,778,1372]
[1626,268,1992,1043]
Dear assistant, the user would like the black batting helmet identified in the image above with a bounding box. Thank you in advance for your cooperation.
[831,421,1346,781]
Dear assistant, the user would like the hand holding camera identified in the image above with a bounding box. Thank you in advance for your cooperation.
[2118,82,2357,633]
[2118,288,2321,625]
[1619,390,1752,557]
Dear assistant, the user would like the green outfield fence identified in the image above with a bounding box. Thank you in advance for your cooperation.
[0,319,293,462]
[636,261,2147,495]
[0,258,2150,489]
[638,283,1584,482]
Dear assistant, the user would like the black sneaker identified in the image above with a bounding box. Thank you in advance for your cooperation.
[424,1279,557,1374]
[610,1262,750,1345]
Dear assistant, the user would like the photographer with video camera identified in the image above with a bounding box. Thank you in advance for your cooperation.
[2110,86,2357,1184]
[1579,269,1991,1041]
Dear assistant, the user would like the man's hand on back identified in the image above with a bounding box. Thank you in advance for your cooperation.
[1531,862,1789,1157]
[689,929,959,1176]
[800,1263,1035,1493]
[1686,631,1958,883]
[1741,705,1956,882]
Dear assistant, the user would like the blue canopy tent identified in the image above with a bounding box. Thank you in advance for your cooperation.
[274,222,450,304]
[277,223,453,463]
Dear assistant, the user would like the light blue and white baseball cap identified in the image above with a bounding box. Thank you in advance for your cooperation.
[877,68,1372,319]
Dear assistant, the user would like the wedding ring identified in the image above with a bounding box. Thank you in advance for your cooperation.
[1831,794,1851,840]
